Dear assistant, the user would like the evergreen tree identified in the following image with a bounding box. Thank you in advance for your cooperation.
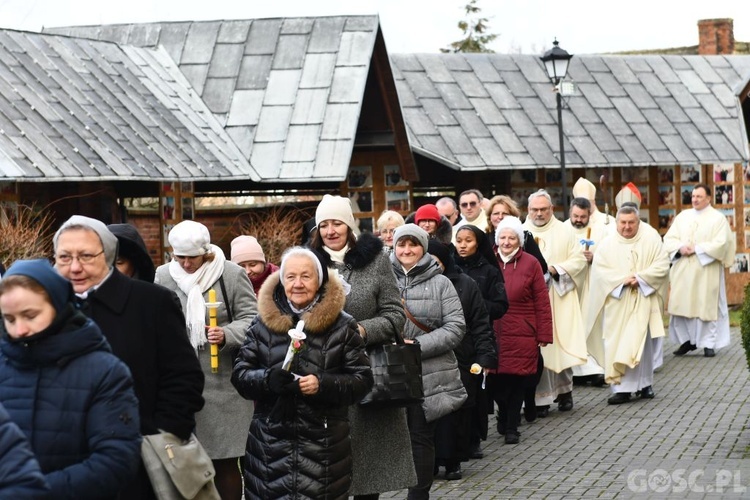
[441,0,498,53]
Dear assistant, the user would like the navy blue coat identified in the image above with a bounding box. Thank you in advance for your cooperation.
[0,306,141,500]
[0,402,49,498]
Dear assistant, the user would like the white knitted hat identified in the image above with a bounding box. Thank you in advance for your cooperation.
[168,220,211,256]
[315,194,358,233]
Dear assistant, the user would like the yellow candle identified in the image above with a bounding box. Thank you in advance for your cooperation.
[208,289,219,373]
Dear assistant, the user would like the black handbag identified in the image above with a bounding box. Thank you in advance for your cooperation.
[359,327,424,409]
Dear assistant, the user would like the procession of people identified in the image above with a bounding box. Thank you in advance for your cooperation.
[0,180,736,499]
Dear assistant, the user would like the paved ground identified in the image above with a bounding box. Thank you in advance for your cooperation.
[382,328,750,499]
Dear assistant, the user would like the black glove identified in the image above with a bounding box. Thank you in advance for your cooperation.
[267,368,295,395]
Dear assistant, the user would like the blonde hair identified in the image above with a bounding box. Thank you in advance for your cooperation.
[376,210,405,231]
[486,195,520,231]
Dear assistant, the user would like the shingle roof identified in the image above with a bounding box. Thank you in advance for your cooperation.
[0,29,256,181]
[47,16,380,183]
[391,53,750,171]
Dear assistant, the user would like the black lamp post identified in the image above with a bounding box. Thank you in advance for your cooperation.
[541,39,573,218]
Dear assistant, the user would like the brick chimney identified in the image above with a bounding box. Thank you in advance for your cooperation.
[698,18,735,55]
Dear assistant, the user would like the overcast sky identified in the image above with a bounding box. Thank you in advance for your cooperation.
[0,0,747,55]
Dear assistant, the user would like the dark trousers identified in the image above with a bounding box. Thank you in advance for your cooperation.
[406,404,437,500]
[525,349,544,408]
[470,376,490,444]
[434,406,470,466]
[491,373,528,435]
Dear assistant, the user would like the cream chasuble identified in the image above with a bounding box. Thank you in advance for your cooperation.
[585,224,669,385]
[662,206,735,322]
[523,216,588,373]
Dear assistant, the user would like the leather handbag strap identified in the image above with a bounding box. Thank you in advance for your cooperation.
[219,275,233,324]
[402,298,430,333]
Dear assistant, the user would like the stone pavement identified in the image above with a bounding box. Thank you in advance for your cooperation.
[382,328,750,499]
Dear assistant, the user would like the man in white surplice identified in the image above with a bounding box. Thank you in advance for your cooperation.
[564,196,608,387]
[523,190,587,414]
[586,206,669,404]
[662,184,735,358]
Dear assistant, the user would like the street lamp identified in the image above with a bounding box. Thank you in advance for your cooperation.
[541,39,573,218]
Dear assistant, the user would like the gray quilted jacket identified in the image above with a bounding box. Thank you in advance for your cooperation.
[391,253,467,422]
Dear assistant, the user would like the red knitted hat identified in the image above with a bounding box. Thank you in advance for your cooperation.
[414,204,441,223]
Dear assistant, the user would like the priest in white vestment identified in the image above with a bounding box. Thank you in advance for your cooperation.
[523,190,587,414]
[565,195,612,385]
[614,183,666,371]
[662,184,735,358]
[586,206,669,404]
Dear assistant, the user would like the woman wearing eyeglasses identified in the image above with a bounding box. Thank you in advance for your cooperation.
[486,195,548,275]
[155,220,257,500]
[376,210,404,254]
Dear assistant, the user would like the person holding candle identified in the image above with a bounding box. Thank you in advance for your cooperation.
[564,197,608,388]
[0,259,142,498]
[231,246,373,499]
[155,220,257,500]
[452,223,508,457]
[427,240,496,480]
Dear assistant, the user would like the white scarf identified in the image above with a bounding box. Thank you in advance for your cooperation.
[323,244,349,264]
[168,244,226,350]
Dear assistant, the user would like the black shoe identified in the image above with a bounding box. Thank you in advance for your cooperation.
[505,431,519,444]
[433,464,440,477]
[523,404,537,423]
[673,341,697,356]
[638,386,655,399]
[572,376,587,386]
[557,392,573,412]
[468,442,484,459]
[496,411,506,436]
[591,374,607,387]
[607,392,632,405]
[536,405,549,418]
[704,348,716,357]
[444,465,462,481]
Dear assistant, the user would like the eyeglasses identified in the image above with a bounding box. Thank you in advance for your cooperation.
[460,201,478,208]
[55,250,104,266]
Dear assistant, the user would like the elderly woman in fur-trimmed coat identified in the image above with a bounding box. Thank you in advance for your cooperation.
[308,195,416,498]
[232,247,372,499]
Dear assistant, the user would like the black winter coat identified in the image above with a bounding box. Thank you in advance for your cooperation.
[442,263,497,406]
[0,306,141,499]
[78,269,204,499]
[454,230,509,321]
[78,269,204,440]
[0,402,49,498]
[232,270,373,500]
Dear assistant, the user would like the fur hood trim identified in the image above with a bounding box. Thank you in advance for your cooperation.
[257,268,347,335]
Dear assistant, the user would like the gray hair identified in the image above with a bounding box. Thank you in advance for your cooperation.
[436,197,457,210]
[279,247,324,288]
[528,189,552,206]
[616,205,640,219]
